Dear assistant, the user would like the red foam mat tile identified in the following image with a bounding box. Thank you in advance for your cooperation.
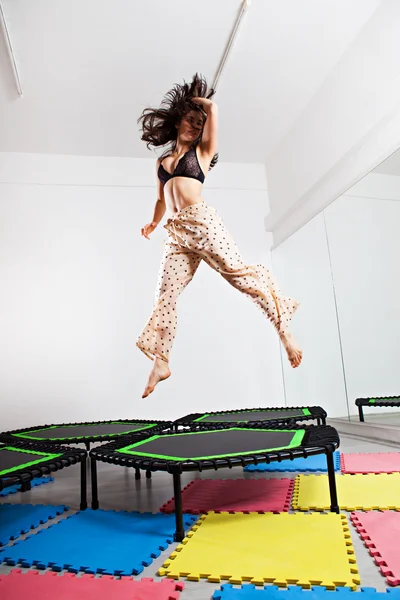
[159,478,294,514]
[341,452,400,474]
[351,511,400,586]
[0,569,184,599]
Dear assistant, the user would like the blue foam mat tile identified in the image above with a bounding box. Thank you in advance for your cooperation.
[0,503,69,546]
[212,585,400,599]
[244,452,340,473]
[0,509,197,576]
[0,477,54,497]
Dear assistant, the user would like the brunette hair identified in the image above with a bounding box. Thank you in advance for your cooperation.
[138,73,218,169]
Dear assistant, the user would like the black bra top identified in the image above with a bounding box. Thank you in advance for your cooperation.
[158,147,205,187]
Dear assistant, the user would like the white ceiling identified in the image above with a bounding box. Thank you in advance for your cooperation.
[374,147,400,176]
[0,0,381,162]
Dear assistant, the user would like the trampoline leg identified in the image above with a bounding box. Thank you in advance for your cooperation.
[173,473,185,542]
[90,457,99,510]
[326,451,339,514]
[358,405,365,422]
[20,481,32,492]
[85,442,91,452]
[80,457,88,511]
[146,470,152,479]
[317,418,321,426]
[135,468,141,480]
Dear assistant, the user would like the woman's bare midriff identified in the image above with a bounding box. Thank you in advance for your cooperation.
[164,177,204,214]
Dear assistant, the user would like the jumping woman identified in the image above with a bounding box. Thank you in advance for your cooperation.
[137,74,302,398]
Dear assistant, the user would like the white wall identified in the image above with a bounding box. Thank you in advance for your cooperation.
[325,175,400,416]
[271,171,400,419]
[0,153,285,431]
[271,214,348,419]
[266,0,400,247]
[344,171,400,201]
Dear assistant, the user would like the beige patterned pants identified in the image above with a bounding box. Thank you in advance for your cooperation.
[136,201,299,362]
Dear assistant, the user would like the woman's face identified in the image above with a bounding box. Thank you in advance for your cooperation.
[177,110,204,143]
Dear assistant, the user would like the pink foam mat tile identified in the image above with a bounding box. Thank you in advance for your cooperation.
[0,569,184,599]
[341,453,400,474]
[159,477,294,514]
[351,511,400,586]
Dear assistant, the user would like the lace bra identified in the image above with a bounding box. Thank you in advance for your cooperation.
[158,148,205,187]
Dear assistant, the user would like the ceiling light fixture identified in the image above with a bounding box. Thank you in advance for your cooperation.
[0,1,23,96]
[212,0,251,93]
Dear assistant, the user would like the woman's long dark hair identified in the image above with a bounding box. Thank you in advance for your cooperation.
[138,73,218,170]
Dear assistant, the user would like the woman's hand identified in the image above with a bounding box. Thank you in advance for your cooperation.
[192,97,215,112]
[141,221,157,240]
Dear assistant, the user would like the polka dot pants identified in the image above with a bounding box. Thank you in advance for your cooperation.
[136,201,299,362]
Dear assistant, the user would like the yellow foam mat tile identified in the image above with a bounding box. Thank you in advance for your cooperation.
[293,473,400,511]
[158,511,359,588]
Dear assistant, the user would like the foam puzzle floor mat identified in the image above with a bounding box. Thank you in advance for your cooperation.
[341,453,400,475]
[0,569,184,600]
[0,503,68,547]
[351,511,400,586]
[158,511,359,588]
[244,452,340,473]
[0,509,197,576]
[0,477,54,497]
[293,474,400,511]
[213,584,400,598]
[160,478,294,514]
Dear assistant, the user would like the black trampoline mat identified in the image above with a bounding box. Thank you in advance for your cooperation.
[195,408,310,423]
[0,447,61,477]
[14,422,157,440]
[118,428,305,461]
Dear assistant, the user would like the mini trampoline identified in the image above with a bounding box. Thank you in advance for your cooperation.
[0,419,170,450]
[173,406,327,429]
[355,396,400,422]
[0,440,87,509]
[90,423,340,541]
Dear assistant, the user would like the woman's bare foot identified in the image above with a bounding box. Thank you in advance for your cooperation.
[279,331,303,368]
[142,357,171,398]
